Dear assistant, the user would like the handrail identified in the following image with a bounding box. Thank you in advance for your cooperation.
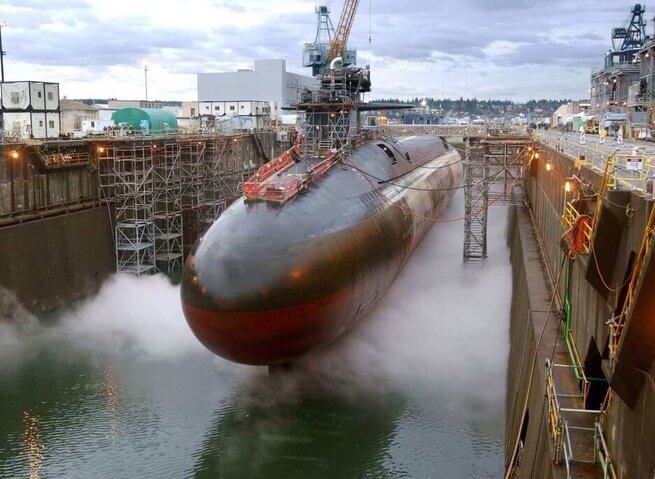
[545,359,564,463]
[594,422,618,479]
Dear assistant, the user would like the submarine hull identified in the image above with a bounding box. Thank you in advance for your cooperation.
[181,136,462,365]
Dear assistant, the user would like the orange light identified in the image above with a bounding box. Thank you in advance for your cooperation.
[534,152,540,159]
[152,144,158,150]
[564,181,573,193]
[546,162,552,172]
[97,146,106,154]
[9,150,19,160]
[289,269,303,280]
[528,146,533,152]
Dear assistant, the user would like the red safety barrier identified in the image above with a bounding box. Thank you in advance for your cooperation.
[244,130,375,204]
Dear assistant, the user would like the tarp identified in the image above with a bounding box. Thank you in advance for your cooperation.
[111,108,177,133]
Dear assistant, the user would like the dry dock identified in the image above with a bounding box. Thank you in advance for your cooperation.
[505,132,655,478]
[3,125,655,478]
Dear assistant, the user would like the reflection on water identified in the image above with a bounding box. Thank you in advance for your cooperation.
[103,365,120,440]
[0,192,510,478]
[192,374,407,479]
[0,352,503,479]
[22,411,43,479]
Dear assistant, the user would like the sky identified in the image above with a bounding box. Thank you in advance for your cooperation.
[0,0,645,102]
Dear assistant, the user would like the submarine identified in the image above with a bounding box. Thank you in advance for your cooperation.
[181,126,462,365]
[181,4,462,365]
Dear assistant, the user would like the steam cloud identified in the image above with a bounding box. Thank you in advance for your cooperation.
[1,191,511,406]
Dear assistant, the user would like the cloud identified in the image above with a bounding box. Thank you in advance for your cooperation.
[0,0,640,100]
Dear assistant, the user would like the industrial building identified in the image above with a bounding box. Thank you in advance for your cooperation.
[0,81,60,139]
[590,4,648,136]
[197,59,316,122]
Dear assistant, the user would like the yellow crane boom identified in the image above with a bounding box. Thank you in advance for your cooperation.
[326,0,360,64]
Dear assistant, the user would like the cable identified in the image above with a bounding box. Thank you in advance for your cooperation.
[591,242,632,293]
[504,255,567,479]
[344,147,528,192]
[341,152,534,224]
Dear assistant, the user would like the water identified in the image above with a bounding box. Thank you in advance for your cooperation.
[0,192,511,479]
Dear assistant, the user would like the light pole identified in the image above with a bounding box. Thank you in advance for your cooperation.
[144,65,149,102]
[0,20,7,82]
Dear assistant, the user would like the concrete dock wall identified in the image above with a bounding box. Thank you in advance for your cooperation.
[0,206,114,314]
[506,143,655,478]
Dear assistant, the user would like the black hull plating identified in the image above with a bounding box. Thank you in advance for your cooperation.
[181,136,462,365]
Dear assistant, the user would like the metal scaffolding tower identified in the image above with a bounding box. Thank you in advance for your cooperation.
[463,137,530,262]
[96,132,268,273]
[108,142,156,275]
[153,142,184,273]
[203,138,230,225]
[180,139,206,253]
[463,138,488,261]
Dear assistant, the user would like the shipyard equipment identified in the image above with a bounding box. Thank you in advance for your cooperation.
[303,4,357,76]
[181,0,462,365]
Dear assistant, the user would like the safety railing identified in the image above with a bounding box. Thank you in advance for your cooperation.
[244,129,379,204]
[594,423,618,479]
[545,359,565,463]
[545,359,607,478]
[535,131,655,193]
[562,202,593,256]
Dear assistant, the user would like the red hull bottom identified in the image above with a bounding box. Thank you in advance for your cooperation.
[182,288,352,366]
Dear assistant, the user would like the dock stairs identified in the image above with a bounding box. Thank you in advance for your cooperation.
[545,358,616,478]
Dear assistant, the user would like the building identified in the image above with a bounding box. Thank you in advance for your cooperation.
[197,59,317,121]
[180,101,199,119]
[108,99,164,110]
[1,81,60,139]
[551,101,585,129]
[60,99,101,136]
[590,4,647,134]
[198,100,271,131]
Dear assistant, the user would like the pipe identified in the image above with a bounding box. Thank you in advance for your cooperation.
[330,56,344,70]
[0,201,100,227]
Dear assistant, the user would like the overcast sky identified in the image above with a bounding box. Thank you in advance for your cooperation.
[0,0,644,101]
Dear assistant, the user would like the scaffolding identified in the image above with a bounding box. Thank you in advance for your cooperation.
[203,138,230,224]
[463,138,488,261]
[106,142,156,275]
[179,139,206,252]
[153,142,184,273]
[463,137,530,262]
[95,132,271,273]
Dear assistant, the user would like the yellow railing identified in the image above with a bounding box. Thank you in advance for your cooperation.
[545,359,564,463]
[562,202,593,255]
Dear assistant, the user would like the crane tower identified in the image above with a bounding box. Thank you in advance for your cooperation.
[303,4,357,77]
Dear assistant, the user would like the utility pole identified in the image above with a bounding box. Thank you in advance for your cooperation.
[144,65,149,102]
[0,20,7,82]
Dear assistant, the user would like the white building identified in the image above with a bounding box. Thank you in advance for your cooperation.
[197,59,316,122]
[1,81,60,139]
[60,99,101,136]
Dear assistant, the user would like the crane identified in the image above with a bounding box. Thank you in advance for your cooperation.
[326,0,360,64]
